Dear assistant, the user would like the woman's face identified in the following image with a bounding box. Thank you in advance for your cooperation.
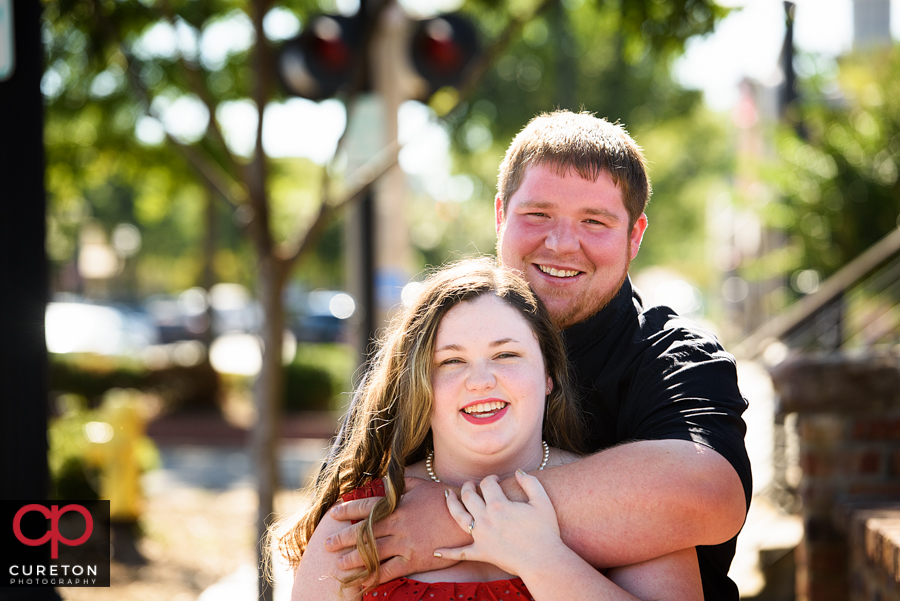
[429,294,552,478]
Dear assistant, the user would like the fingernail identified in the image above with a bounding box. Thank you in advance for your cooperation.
[325,537,332,547]
[444,490,449,499]
[433,551,442,558]
[516,468,526,476]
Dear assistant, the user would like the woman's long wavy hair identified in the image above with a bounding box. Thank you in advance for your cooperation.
[274,257,585,593]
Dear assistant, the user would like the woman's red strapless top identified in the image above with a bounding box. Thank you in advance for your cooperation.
[341,480,534,601]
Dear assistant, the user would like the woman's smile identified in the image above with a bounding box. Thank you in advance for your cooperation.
[461,400,509,424]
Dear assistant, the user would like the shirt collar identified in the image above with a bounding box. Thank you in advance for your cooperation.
[561,276,637,353]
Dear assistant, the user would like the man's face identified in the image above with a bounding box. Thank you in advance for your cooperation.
[495,163,648,329]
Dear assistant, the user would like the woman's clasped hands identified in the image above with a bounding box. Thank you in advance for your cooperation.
[436,471,567,577]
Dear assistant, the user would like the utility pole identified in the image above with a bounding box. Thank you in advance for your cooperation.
[0,0,50,502]
[368,2,416,347]
[0,1,61,599]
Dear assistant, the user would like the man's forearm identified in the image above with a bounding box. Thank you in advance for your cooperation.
[501,439,747,569]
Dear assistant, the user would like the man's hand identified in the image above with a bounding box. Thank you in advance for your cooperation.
[324,477,471,584]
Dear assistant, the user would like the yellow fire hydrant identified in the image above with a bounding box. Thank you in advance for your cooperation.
[84,389,156,564]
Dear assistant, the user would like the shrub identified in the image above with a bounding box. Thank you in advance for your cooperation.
[283,343,356,412]
[49,354,146,406]
[49,352,219,412]
[283,362,333,411]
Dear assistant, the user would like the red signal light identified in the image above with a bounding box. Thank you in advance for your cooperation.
[277,14,361,100]
[410,14,479,92]
[278,11,479,100]
[308,17,352,74]
[419,20,464,73]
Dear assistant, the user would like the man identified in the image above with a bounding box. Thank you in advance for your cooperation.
[326,110,751,599]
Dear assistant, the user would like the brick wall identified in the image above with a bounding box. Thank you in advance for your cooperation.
[770,353,900,601]
[838,504,900,601]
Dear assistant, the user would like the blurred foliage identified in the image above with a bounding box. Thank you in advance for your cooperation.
[456,1,723,141]
[219,342,355,411]
[283,362,332,411]
[49,390,160,501]
[43,0,734,300]
[50,353,147,404]
[50,352,220,411]
[767,45,900,291]
[41,0,343,298]
[48,342,355,414]
[633,111,733,282]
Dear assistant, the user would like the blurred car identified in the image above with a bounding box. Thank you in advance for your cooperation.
[144,285,263,343]
[288,289,355,344]
[145,287,219,343]
[46,297,159,356]
[209,283,262,335]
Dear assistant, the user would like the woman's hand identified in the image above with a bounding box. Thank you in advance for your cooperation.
[434,471,568,576]
[434,471,703,600]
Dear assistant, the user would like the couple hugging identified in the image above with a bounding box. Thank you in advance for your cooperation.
[275,110,751,601]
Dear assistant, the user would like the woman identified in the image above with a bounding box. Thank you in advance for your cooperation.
[276,258,702,600]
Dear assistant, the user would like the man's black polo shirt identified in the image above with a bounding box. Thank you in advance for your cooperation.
[562,277,752,601]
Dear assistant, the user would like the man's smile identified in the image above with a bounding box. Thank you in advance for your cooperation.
[536,264,582,278]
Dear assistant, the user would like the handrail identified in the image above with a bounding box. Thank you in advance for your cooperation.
[732,226,900,359]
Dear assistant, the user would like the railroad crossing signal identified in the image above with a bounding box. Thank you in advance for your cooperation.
[277,12,479,100]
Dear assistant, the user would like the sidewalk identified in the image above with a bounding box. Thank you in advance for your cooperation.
[146,412,333,599]
[58,411,332,601]
[143,410,338,490]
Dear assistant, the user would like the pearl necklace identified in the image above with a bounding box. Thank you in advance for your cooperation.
[425,440,550,483]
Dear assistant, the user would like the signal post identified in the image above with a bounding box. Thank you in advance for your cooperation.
[277,2,478,360]
[367,4,419,344]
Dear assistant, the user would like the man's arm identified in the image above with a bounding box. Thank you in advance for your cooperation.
[292,510,359,600]
[327,439,746,579]
[435,472,703,601]
[510,439,746,567]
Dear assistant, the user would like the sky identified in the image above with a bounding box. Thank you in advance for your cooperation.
[676,0,900,110]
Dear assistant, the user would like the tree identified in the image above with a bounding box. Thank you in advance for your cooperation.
[42,0,732,597]
[770,45,900,285]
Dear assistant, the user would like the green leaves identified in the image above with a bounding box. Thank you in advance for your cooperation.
[772,46,900,282]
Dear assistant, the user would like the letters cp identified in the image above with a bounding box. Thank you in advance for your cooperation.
[13,504,93,559]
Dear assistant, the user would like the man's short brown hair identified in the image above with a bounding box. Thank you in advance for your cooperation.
[496,110,651,228]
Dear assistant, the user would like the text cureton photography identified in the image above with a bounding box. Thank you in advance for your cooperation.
[1,500,111,587]
[9,563,99,586]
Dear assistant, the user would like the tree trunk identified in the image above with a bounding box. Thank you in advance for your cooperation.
[253,254,285,601]
[201,186,217,347]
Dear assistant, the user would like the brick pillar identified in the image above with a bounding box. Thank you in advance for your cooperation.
[770,353,900,601]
